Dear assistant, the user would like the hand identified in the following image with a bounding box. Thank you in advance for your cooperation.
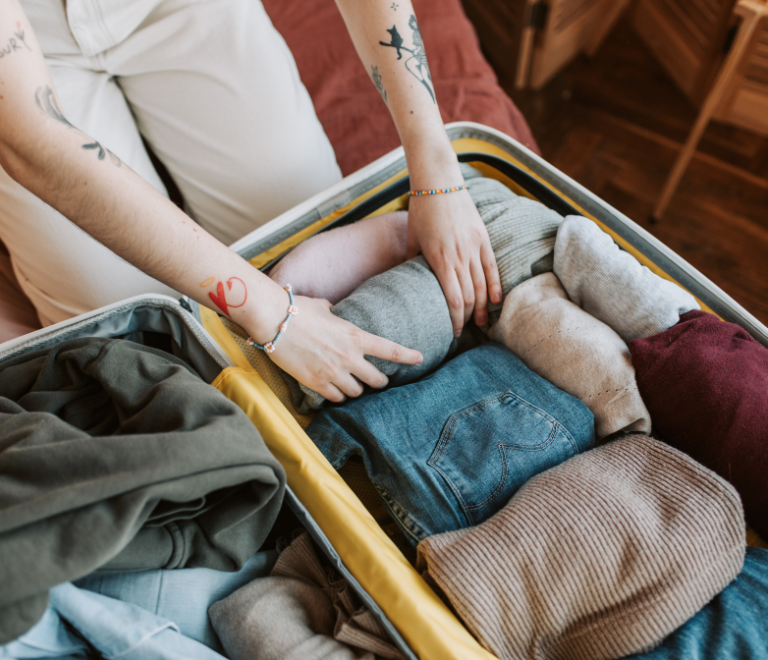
[407,189,502,335]
[266,296,423,402]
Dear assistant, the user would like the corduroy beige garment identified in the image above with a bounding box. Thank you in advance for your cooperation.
[417,435,746,660]
[489,272,651,440]
[210,532,403,660]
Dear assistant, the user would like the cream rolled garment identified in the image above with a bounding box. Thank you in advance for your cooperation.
[489,272,651,440]
[553,216,699,343]
[417,434,746,660]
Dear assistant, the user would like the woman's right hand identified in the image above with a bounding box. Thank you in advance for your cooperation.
[265,295,423,402]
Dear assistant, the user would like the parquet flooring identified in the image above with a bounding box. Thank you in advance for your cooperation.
[504,17,768,326]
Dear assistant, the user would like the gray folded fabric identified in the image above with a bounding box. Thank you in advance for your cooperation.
[291,255,454,411]
[209,577,364,660]
[209,532,402,660]
[490,272,651,440]
[417,434,746,660]
[0,337,286,645]
[292,164,563,410]
[553,215,700,343]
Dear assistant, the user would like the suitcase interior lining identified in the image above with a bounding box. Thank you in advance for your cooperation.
[199,138,768,660]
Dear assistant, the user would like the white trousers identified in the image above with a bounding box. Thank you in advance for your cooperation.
[1,0,341,326]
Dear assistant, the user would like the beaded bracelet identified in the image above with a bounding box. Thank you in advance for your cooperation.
[409,185,467,196]
[246,284,298,354]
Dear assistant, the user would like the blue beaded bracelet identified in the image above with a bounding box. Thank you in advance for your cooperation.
[246,284,297,354]
[409,185,467,196]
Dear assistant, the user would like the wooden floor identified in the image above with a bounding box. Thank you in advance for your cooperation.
[499,18,768,326]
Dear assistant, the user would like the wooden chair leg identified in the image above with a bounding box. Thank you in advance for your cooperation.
[652,7,763,221]
[515,1,538,90]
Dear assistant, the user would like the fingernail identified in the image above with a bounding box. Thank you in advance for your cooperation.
[416,353,424,364]
[454,328,462,338]
[492,290,502,304]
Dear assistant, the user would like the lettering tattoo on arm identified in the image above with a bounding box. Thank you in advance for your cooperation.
[371,65,387,103]
[378,15,435,103]
[34,85,122,166]
[0,22,32,60]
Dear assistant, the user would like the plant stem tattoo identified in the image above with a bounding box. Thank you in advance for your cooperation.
[203,276,248,316]
[34,85,122,166]
[0,23,32,60]
[371,65,387,103]
[379,15,435,103]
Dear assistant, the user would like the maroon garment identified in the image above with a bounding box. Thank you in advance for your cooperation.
[630,310,768,540]
[262,0,539,176]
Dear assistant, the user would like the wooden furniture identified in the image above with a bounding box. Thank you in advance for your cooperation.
[631,0,738,105]
[461,0,629,89]
[653,0,768,219]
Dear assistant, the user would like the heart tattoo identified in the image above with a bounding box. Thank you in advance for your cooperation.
[208,277,248,316]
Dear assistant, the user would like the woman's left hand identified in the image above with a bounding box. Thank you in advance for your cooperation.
[407,187,502,336]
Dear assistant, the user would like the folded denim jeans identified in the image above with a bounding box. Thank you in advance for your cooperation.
[625,547,768,660]
[307,343,595,545]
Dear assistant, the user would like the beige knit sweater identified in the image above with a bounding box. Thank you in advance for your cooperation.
[417,435,746,660]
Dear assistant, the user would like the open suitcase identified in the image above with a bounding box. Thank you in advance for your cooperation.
[2,122,766,660]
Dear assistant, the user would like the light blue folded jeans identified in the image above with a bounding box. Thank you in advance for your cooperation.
[0,583,226,660]
[307,343,595,545]
[75,550,277,653]
[626,547,768,659]
[0,551,277,659]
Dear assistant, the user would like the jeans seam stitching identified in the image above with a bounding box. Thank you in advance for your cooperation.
[463,444,509,513]
[377,485,428,544]
[428,392,567,517]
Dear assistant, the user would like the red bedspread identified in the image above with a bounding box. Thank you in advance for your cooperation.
[262,0,538,176]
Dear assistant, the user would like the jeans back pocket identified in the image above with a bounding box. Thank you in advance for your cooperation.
[428,391,578,527]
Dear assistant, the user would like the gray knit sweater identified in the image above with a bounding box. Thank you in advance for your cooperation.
[292,164,563,411]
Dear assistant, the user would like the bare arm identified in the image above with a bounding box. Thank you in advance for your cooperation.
[0,0,421,401]
[333,0,502,332]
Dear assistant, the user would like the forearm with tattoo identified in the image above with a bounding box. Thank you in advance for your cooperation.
[378,14,434,103]
[34,84,122,166]
[0,22,30,59]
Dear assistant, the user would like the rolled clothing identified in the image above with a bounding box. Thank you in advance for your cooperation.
[417,434,746,660]
[489,272,651,440]
[209,532,402,660]
[0,583,227,660]
[307,343,594,546]
[292,164,564,410]
[269,211,409,305]
[624,547,768,660]
[0,337,286,645]
[553,215,699,343]
[630,310,768,541]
